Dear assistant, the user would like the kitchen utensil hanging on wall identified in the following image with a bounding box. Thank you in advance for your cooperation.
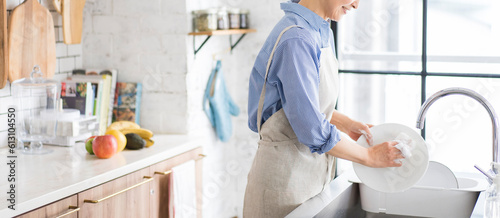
[53,0,62,13]
[53,0,86,44]
[0,0,8,89]
[8,0,56,82]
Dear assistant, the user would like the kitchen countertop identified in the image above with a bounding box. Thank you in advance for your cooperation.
[0,134,206,217]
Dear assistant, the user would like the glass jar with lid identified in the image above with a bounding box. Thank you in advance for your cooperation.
[192,9,218,32]
[240,9,250,29]
[217,8,229,30]
[12,65,60,154]
[228,8,240,29]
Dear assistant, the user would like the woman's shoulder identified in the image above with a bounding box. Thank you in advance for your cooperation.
[281,26,314,41]
[267,23,318,51]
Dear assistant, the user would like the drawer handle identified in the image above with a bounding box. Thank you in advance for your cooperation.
[196,154,206,160]
[53,206,80,218]
[154,154,206,176]
[154,170,172,176]
[83,176,154,204]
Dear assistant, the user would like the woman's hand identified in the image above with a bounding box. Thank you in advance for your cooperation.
[330,111,374,145]
[326,136,404,168]
[345,121,374,146]
[365,141,404,168]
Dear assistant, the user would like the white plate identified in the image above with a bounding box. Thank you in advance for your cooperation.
[353,123,429,193]
[415,161,458,189]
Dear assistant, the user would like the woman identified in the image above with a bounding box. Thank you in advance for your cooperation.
[244,0,404,217]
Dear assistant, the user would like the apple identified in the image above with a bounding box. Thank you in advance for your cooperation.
[85,136,96,155]
[92,135,118,159]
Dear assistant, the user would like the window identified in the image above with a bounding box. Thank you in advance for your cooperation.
[334,0,500,174]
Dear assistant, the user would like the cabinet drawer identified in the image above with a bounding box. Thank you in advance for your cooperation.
[78,167,152,218]
[16,195,78,218]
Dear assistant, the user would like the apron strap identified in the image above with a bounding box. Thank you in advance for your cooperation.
[257,25,299,135]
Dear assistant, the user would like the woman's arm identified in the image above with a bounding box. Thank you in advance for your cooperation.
[330,110,373,145]
[326,134,403,168]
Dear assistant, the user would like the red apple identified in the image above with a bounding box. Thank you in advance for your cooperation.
[92,135,118,159]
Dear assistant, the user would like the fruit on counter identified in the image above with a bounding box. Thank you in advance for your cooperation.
[145,138,154,148]
[105,129,127,152]
[92,135,118,159]
[106,121,140,132]
[106,121,155,148]
[120,128,153,139]
[125,133,146,150]
[85,136,97,155]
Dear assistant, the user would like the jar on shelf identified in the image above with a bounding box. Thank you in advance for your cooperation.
[239,9,249,29]
[217,8,229,30]
[228,8,240,29]
[192,9,218,32]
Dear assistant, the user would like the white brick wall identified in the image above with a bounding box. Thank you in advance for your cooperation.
[83,0,192,134]
[1,0,286,216]
[0,0,83,148]
[1,0,282,216]
[181,0,283,216]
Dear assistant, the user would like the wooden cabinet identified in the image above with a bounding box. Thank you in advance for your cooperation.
[78,167,153,218]
[149,147,203,218]
[15,147,203,218]
[16,195,79,218]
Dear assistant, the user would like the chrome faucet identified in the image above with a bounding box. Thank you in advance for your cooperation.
[415,87,500,174]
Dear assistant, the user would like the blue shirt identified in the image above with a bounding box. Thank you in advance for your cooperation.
[247,0,341,154]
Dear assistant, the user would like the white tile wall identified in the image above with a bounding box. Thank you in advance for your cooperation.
[113,0,161,16]
[51,11,62,26]
[85,0,113,15]
[139,14,189,34]
[82,34,113,56]
[0,94,13,113]
[0,83,10,97]
[56,26,64,42]
[92,15,140,33]
[83,0,192,134]
[3,0,279,216]
[113,33,164,54]
[0,0,83,148]
[58,57,76,73]
[161,34,188,55]
[139,53,187,75]
[56,43,68,57]
[68,44,83,56]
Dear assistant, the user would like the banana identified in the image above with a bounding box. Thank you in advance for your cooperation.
[120,128,154,139]
[107,121,140,132]
[145,138,154,147]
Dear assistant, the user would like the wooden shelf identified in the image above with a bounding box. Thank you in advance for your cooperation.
[188,29,257,56]
[188,29,256,36]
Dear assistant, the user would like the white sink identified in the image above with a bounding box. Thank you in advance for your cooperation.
[351,174,488,218]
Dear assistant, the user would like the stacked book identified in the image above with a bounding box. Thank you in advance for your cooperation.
[62,69,118,135]
[113,82,142,124]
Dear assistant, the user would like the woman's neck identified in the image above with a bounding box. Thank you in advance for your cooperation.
[298,0,328,20]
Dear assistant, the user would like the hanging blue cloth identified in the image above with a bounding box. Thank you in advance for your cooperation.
[203,60,240,142]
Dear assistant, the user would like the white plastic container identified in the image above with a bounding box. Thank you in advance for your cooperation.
[355,177,486,218]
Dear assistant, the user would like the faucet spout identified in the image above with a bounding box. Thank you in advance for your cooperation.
[416,87,500,172]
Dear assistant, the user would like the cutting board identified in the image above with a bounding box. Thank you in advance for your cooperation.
[0,0,7,89]
[8,0,56,82]
[62,0,85,44]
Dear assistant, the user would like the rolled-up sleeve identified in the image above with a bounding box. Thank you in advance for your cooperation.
[269,36,341,154]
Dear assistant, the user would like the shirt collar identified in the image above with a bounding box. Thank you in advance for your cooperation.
[280,0,331,47]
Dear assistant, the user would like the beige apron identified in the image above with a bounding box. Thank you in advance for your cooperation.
[243,25,340,218]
